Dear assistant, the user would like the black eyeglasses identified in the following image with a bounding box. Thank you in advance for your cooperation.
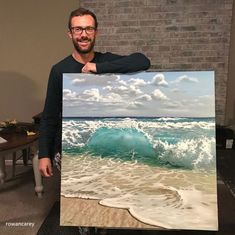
[70,26,96,35]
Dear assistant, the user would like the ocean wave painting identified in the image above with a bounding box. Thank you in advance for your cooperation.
[61,71,218,230]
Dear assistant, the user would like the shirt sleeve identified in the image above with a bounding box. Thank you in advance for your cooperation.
[38,66,61,159]
[96,52,151,74]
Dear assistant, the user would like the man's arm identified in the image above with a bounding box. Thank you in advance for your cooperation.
[82,52,150,74]
[38,66,61,177]
[96,52,151,74]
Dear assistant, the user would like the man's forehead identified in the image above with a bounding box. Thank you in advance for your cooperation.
[71,15,95,27]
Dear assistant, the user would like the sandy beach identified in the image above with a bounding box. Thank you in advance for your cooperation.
[60,196,163,229]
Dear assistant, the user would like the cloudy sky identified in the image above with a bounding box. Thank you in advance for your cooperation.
[63,71,215,117]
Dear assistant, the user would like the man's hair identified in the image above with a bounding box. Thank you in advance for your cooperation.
[68,7,98,29]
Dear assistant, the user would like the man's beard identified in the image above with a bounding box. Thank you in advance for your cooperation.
[72,36,95,54]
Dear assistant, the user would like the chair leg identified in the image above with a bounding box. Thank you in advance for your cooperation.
[12,152,17,178]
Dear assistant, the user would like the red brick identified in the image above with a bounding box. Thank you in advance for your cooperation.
[79,0,233,125]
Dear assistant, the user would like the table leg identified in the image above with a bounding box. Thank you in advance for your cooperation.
[0,156,7,183]
[22,148,29,166]
[12,152,16,178]
[32,153,43,198]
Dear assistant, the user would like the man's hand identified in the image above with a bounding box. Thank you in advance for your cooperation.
[82,62,97,73]
[39,158,53,177]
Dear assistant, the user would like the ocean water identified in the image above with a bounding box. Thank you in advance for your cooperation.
[61,117,218,230]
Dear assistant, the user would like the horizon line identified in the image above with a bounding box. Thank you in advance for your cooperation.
[63,116,215,118]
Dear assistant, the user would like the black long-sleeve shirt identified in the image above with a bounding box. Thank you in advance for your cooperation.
[39,52,150,159]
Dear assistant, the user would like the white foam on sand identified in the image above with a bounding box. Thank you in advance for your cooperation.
[61,154,218,230]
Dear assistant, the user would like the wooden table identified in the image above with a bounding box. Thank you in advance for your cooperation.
[0,125,43,197]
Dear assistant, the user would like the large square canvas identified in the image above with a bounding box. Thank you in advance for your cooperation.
[61,71,218,230]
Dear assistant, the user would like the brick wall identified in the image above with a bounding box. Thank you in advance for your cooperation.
[79,0,233,125]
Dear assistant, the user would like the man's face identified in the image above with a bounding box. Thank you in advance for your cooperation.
[69,15,97,54]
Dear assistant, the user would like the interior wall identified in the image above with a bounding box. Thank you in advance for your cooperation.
[225,2,235,128]
[0,0,78,122]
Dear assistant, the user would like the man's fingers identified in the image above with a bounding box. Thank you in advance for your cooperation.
[81,63,87,73]
[82,62,96,73]
[40,168,53,177]
[47,164,53,176]
[39,168,51,177]
[82,65,90,73]
[42,169,50,177]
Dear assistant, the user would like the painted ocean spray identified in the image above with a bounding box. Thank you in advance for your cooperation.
[61,117,217,230]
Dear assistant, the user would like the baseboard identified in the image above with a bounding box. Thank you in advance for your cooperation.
[5,159,32,166]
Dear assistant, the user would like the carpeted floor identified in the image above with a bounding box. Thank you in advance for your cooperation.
[0,164,60,235]
[36,201,79,235]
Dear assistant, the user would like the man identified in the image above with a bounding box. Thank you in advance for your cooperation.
[38,7,150,176]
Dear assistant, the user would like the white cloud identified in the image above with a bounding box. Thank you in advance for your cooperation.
[129,85,143,95]
[136,94,152,102]
[151,74,168,87]
[63,89,72,95]
[175,75,199,83]
[63,89,77,100]
[128,78,147,87]
[128,101,143,109]
[71,78,85,85]
[82,88,101,101]
[117,86,129,92]
[103,85,112,91]
[105,92,122,101]
[71,74,118,86]
[116,79,127,86]
[151,89,168,100]
[110,85,143,97]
